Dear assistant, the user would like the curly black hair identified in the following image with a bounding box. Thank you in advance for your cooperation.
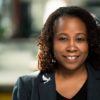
[38,6,100,72]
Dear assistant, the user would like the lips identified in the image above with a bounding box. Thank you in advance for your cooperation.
[63,55,79,63]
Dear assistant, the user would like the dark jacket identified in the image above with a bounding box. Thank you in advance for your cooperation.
[12,65,100,100]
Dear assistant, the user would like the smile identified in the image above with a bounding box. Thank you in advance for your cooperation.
[67,56,77,60]
[63,55,79,62]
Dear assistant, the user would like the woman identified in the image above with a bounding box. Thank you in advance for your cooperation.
[12,6,100,100]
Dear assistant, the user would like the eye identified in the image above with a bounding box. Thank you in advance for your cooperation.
[58,36,68,41]
[76,36,87,42]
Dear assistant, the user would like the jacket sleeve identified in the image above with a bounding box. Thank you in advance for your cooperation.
[12,76,33,100]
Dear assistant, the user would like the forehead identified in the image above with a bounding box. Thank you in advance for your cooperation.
[53,16,87,33]
[54,16,86,26]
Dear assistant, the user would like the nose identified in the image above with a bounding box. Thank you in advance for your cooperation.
[66,39,78,53]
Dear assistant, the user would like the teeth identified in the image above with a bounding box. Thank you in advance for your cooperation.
[67,56,77,60]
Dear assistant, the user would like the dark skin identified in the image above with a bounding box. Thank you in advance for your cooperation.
[53,16,88,99]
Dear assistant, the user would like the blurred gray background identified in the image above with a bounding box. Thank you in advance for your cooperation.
[0,0,100,99]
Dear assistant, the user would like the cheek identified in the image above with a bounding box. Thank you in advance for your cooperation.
[53,42,65,53]
[53,42,63,57]
[79,43,88,54]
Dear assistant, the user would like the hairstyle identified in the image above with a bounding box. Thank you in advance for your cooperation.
[38,6,100,72]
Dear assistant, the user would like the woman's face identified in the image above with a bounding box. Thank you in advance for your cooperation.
[53,16,88,71]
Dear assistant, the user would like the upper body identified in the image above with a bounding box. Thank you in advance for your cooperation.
[12,64,100,100]
[12,6,100,100]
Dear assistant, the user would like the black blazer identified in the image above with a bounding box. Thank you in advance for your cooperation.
[12,65,100,100]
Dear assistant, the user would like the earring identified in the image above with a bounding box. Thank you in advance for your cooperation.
[52,59,56,63]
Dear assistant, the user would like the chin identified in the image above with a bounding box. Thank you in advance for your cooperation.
[65,63,83,71]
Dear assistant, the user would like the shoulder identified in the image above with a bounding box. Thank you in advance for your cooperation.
[12,70,40,100]
[12,71,55,100]
[87,63,100,79]
[18,70,40,84]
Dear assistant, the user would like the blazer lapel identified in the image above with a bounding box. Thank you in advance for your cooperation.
[38,73,56,100]
[87,65,100,100]
[37,65,100,100]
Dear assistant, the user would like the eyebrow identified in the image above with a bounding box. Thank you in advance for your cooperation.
[56,32,87,35]
[54,32,87,38]
[55,33,67,35]
[76,33,87,36]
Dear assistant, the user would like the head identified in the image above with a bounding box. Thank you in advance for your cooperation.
[38,6,99,72]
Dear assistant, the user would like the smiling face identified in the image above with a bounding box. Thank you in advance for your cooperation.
[53,16,88,72]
